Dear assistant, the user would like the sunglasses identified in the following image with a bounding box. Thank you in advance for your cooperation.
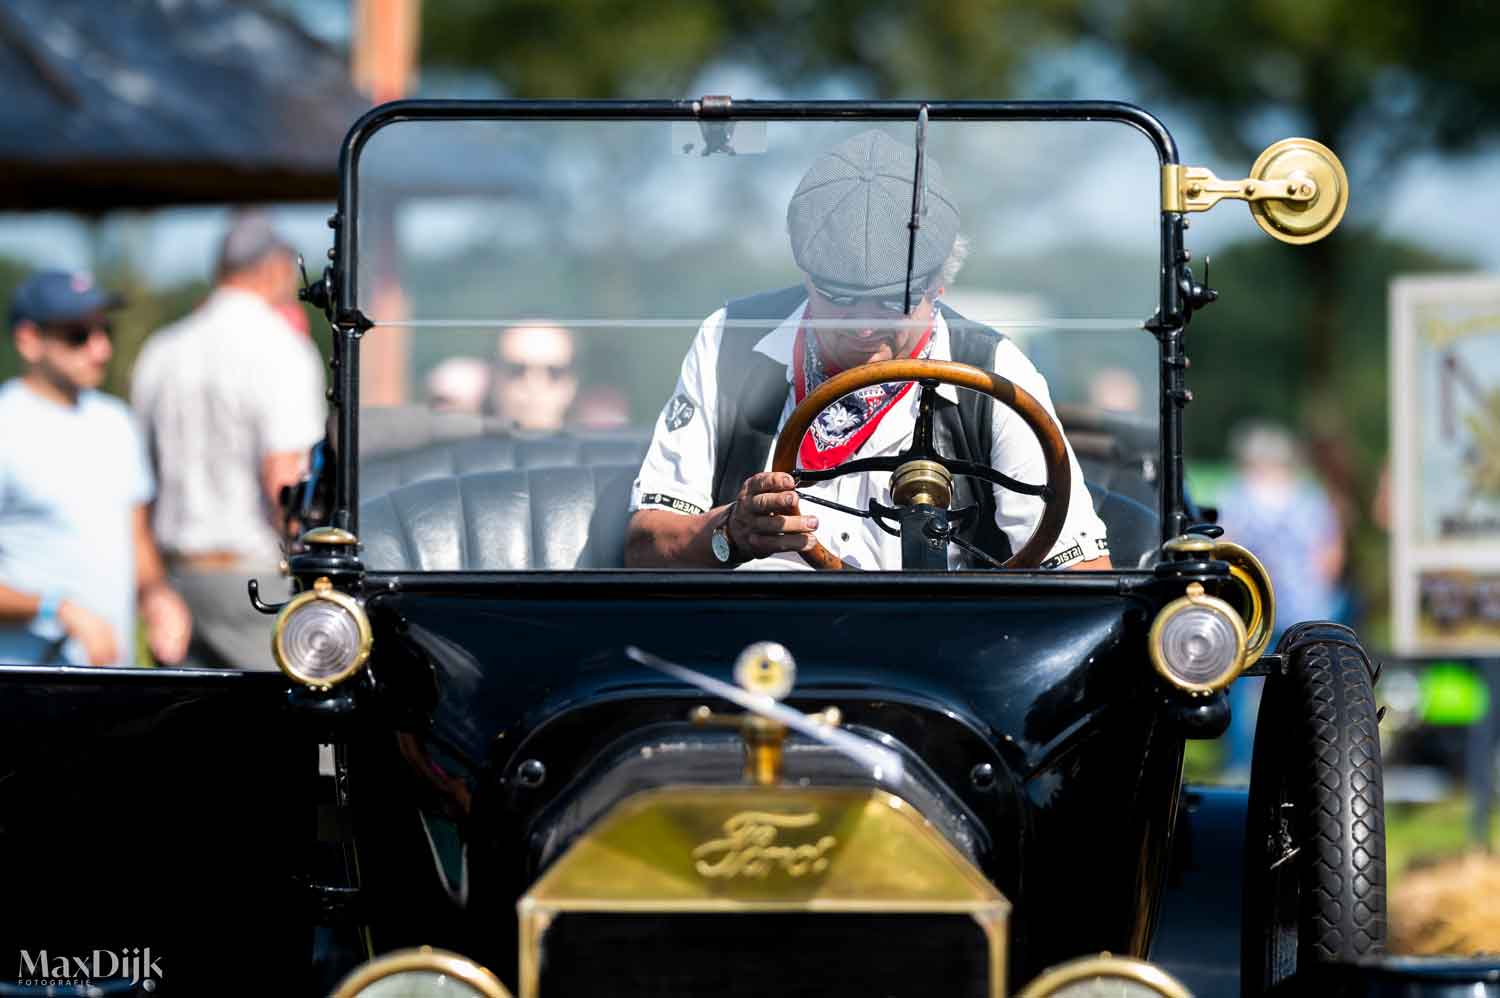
[499,360,571,382]
[807,279,935,316]
[43,319,113,347]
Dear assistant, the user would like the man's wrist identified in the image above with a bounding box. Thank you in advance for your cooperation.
[139,577,170,600]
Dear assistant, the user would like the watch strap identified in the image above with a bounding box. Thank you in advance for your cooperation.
[715,504,747,566]
[34,590,62,630]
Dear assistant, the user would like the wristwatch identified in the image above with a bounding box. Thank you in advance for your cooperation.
[34,590,61,630]
[711,507,743,566]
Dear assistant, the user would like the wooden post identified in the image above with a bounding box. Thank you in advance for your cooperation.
[350,0,420,408]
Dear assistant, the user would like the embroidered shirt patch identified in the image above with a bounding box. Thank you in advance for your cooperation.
[664,394,696,431]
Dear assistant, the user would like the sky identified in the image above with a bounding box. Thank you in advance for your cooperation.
[0,3,1495,289]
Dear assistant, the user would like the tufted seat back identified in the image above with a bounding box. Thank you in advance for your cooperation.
[360,464,638,572]
[359,432,651,501]
[358,465,1160,573]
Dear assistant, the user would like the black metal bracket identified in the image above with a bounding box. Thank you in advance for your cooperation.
[1178,255,1218,319]
[249,578,287,615]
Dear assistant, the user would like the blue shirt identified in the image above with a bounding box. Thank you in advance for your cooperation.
[0,380,153,666]
[1216,474,1342,638]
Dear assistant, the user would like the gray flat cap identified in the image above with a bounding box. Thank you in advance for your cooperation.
[787,129,959,297]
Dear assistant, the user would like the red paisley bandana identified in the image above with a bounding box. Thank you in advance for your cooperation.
[792,322,934,471]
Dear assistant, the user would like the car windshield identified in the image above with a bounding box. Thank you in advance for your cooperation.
[346,112,1164,573]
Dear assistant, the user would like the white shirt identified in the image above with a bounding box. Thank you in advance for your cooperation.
[0,380,153,665]
[629,302,1110,570]
[131,287,327,564]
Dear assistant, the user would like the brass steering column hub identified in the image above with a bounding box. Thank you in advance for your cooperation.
[891,458,954,509]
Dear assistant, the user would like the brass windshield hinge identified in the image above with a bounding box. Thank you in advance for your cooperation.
[1162,163,1317,214]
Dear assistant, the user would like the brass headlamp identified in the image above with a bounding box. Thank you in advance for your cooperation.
[329,946,511,998]
[271,575,372,689]
[1018,953,1193,998]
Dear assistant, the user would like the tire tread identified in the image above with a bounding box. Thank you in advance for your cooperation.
[1292,642,1387,962]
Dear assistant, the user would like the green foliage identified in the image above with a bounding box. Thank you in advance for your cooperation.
[421,0,1074,99]
[1185,230,1467,467]
[1184,231,1474,633]
[422,0,1500,168]
[0,257,33,386]
[1093,0,1500,165]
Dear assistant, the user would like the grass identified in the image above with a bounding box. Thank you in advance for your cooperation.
[1387,794,1499,887]
[1182,740,1499,897]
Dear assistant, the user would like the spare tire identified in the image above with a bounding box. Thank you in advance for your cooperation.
[1242,623,1388,996]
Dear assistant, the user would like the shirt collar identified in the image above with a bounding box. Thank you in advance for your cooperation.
[751,301,960,402]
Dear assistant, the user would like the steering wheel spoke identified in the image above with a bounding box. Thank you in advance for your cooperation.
[792,455,907,486]
[939,459,1052,499]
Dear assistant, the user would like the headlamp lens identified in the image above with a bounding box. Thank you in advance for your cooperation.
[1159,605,1242,688]
[351,970,488,997]
[280,600,364,683]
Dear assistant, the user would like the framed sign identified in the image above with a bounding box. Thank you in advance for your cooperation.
[1391,274,1500,655]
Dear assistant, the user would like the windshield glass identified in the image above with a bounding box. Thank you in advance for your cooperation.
[348,113,1163,573]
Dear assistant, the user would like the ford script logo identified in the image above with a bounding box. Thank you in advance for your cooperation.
[692,811,838,879]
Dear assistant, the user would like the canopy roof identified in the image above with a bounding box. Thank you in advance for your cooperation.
[0,0,371,212]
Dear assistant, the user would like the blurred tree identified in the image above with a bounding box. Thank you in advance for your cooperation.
[1091,0,1499,630]
[1188,230,1470,631]
[421,0,1074,98]
[1089,0,1500,392]
[1093,1,1500,175]
[0,257,32,385]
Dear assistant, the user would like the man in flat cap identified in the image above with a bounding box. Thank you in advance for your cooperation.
[625,129,1110,570]
[0,271,191,666]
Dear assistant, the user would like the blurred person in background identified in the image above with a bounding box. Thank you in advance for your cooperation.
[0,271,190,667]
[425,355,491,415]
[490,323,578,431]
[1217,421,1349,780]
[1087,367,1143,414]
[571,384,632,430]
[131,210,326,670]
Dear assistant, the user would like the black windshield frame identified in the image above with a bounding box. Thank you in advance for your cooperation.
[323,99,1192,561]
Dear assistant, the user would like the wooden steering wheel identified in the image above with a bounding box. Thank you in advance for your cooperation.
[770,358,1072,570]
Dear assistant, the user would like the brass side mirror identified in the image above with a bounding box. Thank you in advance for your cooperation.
[1164,137,1349,244]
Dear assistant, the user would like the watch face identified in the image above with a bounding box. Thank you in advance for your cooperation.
[712,528,732,563]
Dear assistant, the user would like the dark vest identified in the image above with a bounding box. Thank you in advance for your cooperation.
[710,286,1012,565]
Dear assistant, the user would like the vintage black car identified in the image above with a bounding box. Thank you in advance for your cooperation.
[0,99,1427,998]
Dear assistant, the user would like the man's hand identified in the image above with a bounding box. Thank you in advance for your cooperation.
[140,583,192,666]
[729,472,820,558]
[58,600,119,667]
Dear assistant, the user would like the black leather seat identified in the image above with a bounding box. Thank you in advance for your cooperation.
[359,465,1159,572]
[1085,482,1159,569]
[361,464,638,572]
[359,432,652,501]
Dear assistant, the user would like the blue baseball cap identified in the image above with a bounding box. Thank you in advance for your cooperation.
[8,270,124,328]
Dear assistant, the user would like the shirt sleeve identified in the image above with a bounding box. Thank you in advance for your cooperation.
[628,310,724,516]
[988,340,1111,568]
[124,407,155,505]
[259,333,328,455]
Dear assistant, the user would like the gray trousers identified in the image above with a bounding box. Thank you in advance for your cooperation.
[169,565,289,671]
